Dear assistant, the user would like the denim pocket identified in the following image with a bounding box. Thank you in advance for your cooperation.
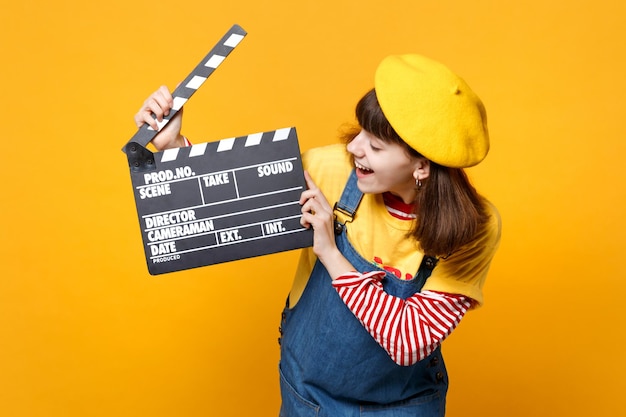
[360,390,444,417]
[279,367,320,417]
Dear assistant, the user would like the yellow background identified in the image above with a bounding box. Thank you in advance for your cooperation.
[1,0,625,416]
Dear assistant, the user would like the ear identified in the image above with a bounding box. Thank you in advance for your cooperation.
[413,158,430,181]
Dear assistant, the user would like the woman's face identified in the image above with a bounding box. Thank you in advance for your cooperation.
[346,130,428,203]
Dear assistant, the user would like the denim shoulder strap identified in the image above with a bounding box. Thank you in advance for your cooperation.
[333,170,362,234]
[413,254,439,291]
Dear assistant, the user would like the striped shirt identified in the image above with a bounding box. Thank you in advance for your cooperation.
[383,192,417,220]
[332,271,471,366]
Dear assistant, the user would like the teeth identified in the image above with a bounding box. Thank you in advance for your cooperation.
[355,162,373,172]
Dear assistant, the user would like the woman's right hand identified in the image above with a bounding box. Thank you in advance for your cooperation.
[133,85,186,150]
[300,171,356,279]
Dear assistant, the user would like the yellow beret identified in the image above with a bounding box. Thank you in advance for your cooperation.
[374,54,489,168]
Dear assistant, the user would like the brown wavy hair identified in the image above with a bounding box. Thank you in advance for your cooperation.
[343,88,491,257]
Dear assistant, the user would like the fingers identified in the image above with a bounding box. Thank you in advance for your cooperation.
[300,191,333,230]
[299,171,332,211]
[299,171,334,231]
[303,170,316,190]
[134,86,174,129]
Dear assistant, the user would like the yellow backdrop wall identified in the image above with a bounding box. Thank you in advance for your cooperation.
[1,0,625,416]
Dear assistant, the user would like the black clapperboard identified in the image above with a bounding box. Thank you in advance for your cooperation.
[123,25,312,275]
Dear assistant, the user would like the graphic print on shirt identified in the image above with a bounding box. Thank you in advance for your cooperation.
[373,256,414,280]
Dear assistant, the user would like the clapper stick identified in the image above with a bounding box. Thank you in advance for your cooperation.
[122,24,247,155]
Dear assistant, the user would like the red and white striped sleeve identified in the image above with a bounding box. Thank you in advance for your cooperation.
[332,271,472,366]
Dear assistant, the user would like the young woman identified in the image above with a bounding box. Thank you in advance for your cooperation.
[135,54,501,417]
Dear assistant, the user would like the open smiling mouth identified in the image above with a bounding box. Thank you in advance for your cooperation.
[355,161,374,176]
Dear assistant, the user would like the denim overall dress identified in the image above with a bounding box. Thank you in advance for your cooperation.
[278,171,448,417]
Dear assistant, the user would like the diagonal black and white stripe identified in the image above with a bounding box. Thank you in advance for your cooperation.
[123,24,247,152]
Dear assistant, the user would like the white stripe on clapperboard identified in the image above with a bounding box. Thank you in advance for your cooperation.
[160,127,292,162]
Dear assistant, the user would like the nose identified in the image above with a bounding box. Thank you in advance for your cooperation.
[347,130,365,157]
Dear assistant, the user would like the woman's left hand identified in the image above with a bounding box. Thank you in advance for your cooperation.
[300,171,355,278]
